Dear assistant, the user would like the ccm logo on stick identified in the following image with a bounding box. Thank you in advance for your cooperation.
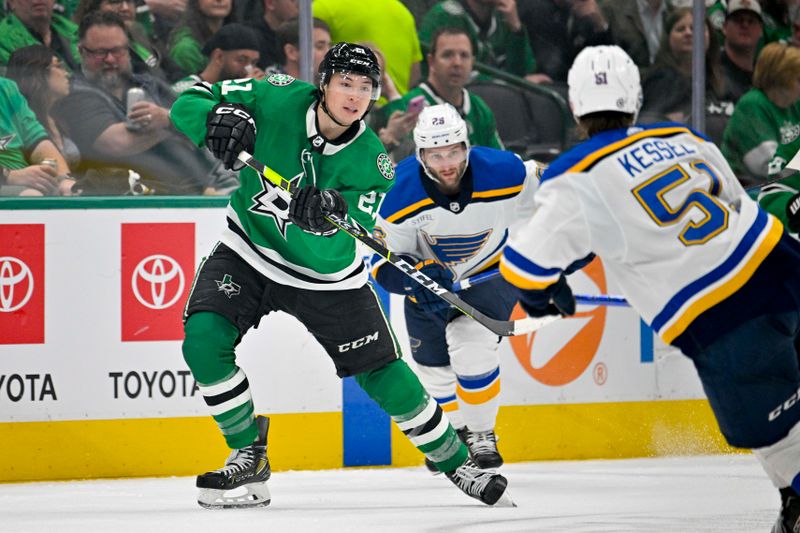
[338,332,379,352]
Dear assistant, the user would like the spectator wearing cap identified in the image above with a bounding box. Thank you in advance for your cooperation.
[246,0,298,70]
[0,0,81,70]
[265,17,331,79]
[172,23,263,93]
[721,0,764,103]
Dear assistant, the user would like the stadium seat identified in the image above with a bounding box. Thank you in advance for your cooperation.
[467,79,567,162]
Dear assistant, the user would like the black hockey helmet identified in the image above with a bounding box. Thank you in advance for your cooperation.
[318,42,382,102]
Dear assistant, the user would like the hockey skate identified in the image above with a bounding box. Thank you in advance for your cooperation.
[466,430,503,469]
[445,458,515,507]
[424,427,470,474]
[196,415,271,509]
[772,487,800,532]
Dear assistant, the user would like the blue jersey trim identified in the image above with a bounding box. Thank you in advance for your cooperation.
[380,147,526,222]
[502,246,562,276]
[541,122,710,184]
[650,208,768,333]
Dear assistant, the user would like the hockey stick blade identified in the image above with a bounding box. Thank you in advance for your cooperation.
[236,151,557,336]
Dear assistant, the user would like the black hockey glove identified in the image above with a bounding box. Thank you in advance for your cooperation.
[205,103,256,170]
[403,260,453,313]
[787,192,800,234]
[517,275,576,318]
[288,185,347,236]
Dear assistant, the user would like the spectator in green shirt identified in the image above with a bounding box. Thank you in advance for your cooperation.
[419,0,546,83]
[722,42,800,187]
[380,26,504,161]
[0,0,80,71]
[167,0,232,75]
[0,77,75,196]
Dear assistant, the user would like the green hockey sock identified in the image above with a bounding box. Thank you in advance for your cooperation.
[355,359,468,472]
[183,312,257,449]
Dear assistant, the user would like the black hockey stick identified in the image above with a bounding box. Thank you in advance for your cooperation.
[236,151,558,336]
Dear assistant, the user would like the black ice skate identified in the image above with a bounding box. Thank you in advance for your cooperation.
[773,487,800,533]
[196,415,271,509]
[424,427,470,474]
[466,430,503,469]
[444,458,514,507]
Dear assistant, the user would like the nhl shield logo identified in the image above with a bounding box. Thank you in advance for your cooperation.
[267,73,295,86]
[449,202,461,212]
[377,153,394,180]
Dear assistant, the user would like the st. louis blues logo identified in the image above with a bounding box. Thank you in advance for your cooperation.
[423,229,493,269]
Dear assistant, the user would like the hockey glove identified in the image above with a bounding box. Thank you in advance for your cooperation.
[205,103,256,170]
[787,192,800,234]
[403,260,453,313]
[288,185,347,236]
[517,275,576,318]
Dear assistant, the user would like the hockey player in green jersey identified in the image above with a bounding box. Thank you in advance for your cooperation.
[170,42,510,510]
[759,139,800,238]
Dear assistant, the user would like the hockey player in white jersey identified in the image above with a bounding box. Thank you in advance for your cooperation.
[500,45,800,533]
[371,104,545,471]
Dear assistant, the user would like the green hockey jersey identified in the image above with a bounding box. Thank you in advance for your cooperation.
[170,74,396,290]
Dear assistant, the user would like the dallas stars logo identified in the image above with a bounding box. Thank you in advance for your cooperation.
[0,134,15,150]
[377,153,394,180]
[215,274,241,298]
[248,172,297,238]
[267,73,295,86]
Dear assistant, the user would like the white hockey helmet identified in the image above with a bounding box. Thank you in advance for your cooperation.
[567,45,642,121]
[414,103,470,180]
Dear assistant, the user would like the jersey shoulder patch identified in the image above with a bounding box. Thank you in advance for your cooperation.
[266,73,295,86]
[377,152,394,180]
[379,157,432,222]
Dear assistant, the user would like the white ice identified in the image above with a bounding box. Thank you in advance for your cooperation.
[0,454,780,533]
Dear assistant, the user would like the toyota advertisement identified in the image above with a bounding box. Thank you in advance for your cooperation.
[0,207,706,423]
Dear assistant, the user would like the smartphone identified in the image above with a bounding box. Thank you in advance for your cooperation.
[406,95,426,115]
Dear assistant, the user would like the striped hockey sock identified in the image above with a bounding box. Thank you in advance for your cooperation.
[356,359,468,472]
[197,368,258,449]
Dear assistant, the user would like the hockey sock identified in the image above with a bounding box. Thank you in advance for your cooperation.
[455,367,501,433]
[183,312,257,449]
[355,359,468,472]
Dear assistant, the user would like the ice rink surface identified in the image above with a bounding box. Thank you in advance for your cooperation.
[0,454,780,533]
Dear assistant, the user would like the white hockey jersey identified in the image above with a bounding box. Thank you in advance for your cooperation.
[371,147,540,282]
[501,123,784,345]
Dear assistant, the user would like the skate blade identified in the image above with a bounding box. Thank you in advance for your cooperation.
[197,482,271,510]
[492,489,517,508]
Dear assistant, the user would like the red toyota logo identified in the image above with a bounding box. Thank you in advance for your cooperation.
[0,257,34,313]
[131,254,185,310]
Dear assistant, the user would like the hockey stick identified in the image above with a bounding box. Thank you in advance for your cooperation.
[454,269,631,307]
[236,151,558,336]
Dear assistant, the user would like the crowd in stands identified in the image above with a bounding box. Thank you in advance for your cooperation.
[1,0,800,196]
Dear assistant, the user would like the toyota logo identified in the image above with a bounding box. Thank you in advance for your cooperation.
[0,257,34,313]
[131,254,185,310]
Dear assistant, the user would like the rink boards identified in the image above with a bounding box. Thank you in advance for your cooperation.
[0,199,736,482]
